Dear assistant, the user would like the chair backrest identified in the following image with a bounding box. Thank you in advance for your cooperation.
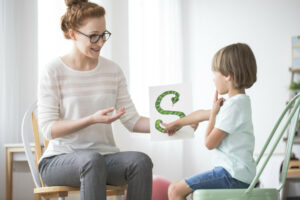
[245,93,300,193]
[21,101,45,188]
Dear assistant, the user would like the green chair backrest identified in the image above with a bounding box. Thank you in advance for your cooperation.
[245,93,300,194]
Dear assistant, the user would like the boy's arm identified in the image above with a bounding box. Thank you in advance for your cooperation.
[176,109,210,126]
[205,112,227,150]
[205,91,227,149]
[163,109,210,135]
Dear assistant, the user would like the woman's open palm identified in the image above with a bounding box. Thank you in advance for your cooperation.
[91,107,125,124]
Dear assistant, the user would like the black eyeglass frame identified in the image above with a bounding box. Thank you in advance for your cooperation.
[75,30,112,44]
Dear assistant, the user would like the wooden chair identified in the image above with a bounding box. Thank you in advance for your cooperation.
[193,93,300,200]
[21,102,127,200]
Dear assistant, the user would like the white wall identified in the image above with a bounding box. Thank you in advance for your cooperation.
[181,0,300,196]
[0,0,38,199]
[108,0,184,182]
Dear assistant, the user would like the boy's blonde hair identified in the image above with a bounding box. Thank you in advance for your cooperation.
[212,43,257,90]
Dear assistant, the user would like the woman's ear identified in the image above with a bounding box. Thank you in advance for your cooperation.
[69,29,76,40]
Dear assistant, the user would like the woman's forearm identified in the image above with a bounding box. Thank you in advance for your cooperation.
[51,116,93,139]
[133,116,150,133]
[50,107,125,139]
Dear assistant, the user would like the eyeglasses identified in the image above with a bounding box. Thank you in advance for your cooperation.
[75,30,111,44]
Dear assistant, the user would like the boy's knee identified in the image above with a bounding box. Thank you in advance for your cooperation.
[168,182,182,199]
[168,183,177,198]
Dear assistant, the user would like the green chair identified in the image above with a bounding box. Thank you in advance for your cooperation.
[193,93,300,200]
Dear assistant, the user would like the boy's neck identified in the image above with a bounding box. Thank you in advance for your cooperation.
[228,88,245,98]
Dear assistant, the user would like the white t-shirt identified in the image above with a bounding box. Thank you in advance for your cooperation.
[38,56,140,162]
[214,94,256,184]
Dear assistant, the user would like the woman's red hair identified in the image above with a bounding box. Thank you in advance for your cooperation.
[61,0,106,39]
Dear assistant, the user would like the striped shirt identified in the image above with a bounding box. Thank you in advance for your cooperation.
[38,56,140,162]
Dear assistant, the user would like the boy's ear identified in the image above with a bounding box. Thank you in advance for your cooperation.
[225,75,231,81]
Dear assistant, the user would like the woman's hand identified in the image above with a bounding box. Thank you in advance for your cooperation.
[50,107,125,139]
[211,91,225,116]
[90,107,125,124]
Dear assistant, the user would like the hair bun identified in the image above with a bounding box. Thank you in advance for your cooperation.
[65,0,88,7]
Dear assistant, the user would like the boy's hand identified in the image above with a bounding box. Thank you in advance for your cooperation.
[190,123,199,131]
[163,122,198,136]
[162,121,181,136]
[212,91,225,116]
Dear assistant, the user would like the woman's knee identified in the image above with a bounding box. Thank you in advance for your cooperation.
[131,152,153,171]
[77,151,106,172]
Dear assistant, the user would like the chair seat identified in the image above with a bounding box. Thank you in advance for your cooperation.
[34,186,80,194]
[106,185,128,196]
[34,185,127,196]
[193,188,279,200]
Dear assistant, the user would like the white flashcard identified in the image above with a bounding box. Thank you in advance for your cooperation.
[149,83,194,141]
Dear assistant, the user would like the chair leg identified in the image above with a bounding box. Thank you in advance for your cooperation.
[109,196,121,200]
[281,179,289,200]
[34,194,40,200]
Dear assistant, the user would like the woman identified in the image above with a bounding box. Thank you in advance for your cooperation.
[37,0,153,199]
